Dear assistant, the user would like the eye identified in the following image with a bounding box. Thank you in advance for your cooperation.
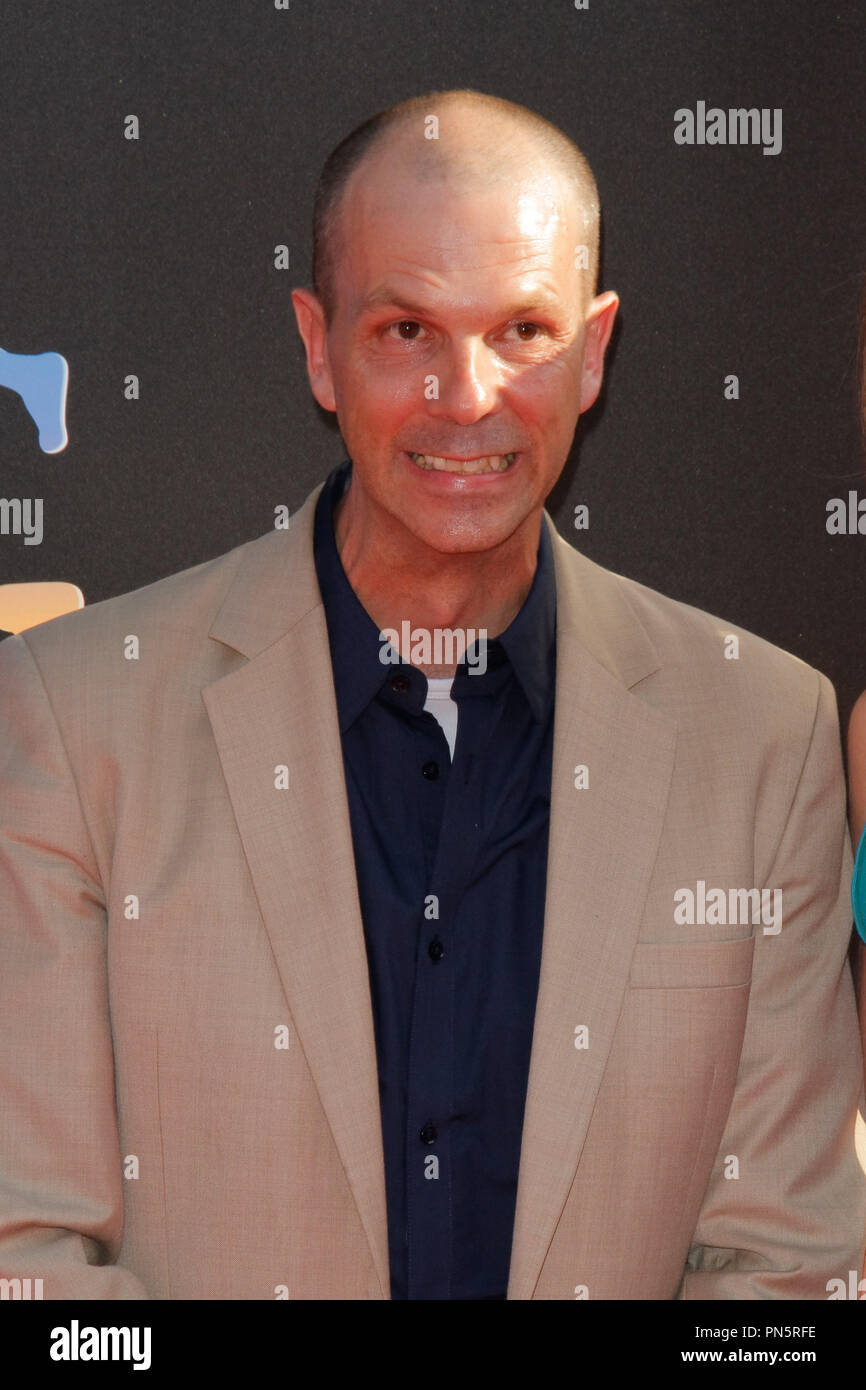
[511,321,543,340]
[386,319,425,341]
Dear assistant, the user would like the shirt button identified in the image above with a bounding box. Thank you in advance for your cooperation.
[422,760,440,780]
[390,674,410,693]
[428,937,445,961]
[419,1123,438,1144]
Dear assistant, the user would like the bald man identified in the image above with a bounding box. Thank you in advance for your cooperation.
[0,89,864,1303]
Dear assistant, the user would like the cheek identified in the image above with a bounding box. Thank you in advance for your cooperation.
[332,363,397,431]
[351,351,425,406]
[511,363,582,436]
[350,382,427,447]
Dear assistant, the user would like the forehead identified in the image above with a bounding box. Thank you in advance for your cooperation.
[335,156,583,310]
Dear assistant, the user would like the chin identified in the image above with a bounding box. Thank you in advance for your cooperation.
[409,517,521,555]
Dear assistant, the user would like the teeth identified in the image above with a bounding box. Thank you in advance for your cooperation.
[409,452,516,473]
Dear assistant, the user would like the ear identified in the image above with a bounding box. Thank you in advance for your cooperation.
[578,290,619,413]
[291,287,337,413]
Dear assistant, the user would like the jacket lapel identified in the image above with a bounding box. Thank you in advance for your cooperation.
[202,484,390,1297]
[506,521,678,1299]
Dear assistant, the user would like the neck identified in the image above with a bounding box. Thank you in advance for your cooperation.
[333,484,539,678]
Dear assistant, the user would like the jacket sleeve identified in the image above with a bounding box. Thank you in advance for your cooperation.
[0,631,151,1298]
[678,670,866,1299]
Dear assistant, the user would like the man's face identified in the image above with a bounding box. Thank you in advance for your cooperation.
[294,152,617,556]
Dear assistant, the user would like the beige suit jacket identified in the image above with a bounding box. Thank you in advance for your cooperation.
[1,479,864,1299]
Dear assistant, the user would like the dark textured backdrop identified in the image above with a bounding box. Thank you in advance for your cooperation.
[2,0,866,725]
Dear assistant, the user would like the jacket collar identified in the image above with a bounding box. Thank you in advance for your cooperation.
[209,475,662,695]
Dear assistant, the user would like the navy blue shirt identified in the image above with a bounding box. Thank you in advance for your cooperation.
[313,460,556,1300]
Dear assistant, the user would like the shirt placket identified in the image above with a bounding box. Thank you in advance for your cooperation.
[404,679,506,1300]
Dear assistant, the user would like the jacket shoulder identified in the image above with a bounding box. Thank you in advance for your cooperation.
[5,530,280,659]
[558,535,827,718]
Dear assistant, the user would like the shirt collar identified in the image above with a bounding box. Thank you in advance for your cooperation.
[313,460,556,730]
[492,505,556,721]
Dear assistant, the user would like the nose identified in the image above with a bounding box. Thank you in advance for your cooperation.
[428,337,500,424]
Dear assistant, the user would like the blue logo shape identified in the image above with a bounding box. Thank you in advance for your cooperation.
[0,347,69,453]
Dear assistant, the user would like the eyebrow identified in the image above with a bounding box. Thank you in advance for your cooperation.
[357,286,564,319]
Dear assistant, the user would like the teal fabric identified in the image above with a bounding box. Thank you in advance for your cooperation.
[853,824,866,945]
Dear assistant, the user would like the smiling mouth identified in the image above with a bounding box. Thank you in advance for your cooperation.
[408,452,517,474]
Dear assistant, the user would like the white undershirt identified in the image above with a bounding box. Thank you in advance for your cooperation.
[422,675,459,761]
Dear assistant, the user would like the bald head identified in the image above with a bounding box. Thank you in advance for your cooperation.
[312,89,601,323]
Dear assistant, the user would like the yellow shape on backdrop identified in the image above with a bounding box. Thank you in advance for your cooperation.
[0,581,84,634]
